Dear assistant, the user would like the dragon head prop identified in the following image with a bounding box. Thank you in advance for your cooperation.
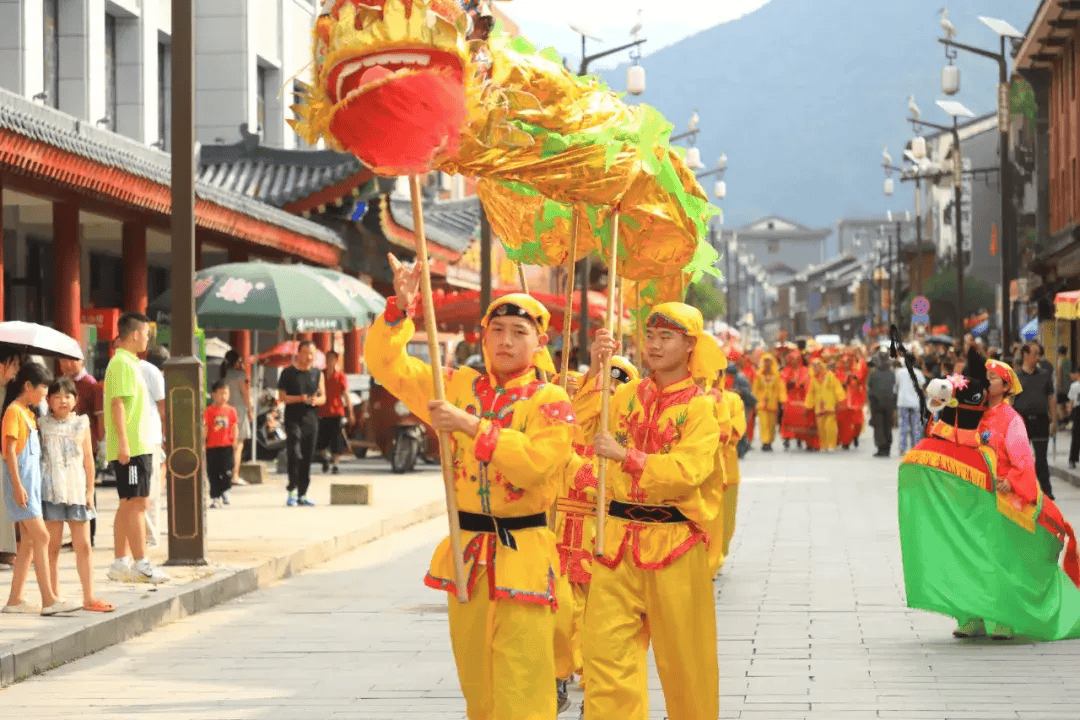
[292,0,475,174]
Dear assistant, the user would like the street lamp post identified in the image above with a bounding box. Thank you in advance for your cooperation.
[572,29,648,365]
[164,0,206,565]
[938,15,1024,350]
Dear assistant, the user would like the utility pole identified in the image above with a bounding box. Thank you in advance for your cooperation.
[164,0,206,565]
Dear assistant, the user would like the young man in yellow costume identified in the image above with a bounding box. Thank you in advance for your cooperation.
[751,353,786,452]
[581,302,724,720]
[366,255,575,720]
[707,363,747,573]
[805,357,847,453]
[552,345,638,710]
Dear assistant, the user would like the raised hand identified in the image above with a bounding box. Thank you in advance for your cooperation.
[387,253,422,310]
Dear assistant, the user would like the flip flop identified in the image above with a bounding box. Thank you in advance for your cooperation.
[82,599,115,613]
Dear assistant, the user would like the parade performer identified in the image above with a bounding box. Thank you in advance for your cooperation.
[805,358,846,452]
[366,255,575,720]
[552,339,636,708]
[780,351,811,450]
[898,349,1080,642]
[752,353,786,452]
[709,364,746,573]
[581,302,723,720]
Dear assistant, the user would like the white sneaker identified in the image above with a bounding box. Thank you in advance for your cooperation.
[107,558,133,581]
[131,559,170,584]
[222,491,230,505]
[41,600,80,616]
[232,476,249,486]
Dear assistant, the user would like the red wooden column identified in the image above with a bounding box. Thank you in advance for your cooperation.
[295,332,313,342]
[52,201,81,344]
[343,328,362,373]
[312,331,332,352]
[122,221,148,313]
[0,176,5,321]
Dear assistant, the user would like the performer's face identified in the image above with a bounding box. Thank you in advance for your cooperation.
[987,372,1006,402]
[644,328,694,375]
[483,317,546,377]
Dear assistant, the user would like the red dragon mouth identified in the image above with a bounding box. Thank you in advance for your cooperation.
[327,49,464,105]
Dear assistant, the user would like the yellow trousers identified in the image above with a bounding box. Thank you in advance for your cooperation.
[816,413,838,451]
[554,575,590,681]
[707,484,740,574]
[448,567,557,720]
[582,543,718,720]
[759,410,777,445]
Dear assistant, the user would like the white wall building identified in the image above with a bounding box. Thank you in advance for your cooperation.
[0,0,319,150]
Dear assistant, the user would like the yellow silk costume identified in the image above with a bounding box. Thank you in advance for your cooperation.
[752,354,786,447]
[365,295,574,720]
[719,389,746,569]
[703,386,733,576]
[805,364,847,451]
[581,303,722,720]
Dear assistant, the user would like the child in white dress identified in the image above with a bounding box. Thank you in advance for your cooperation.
[40,377,112,612]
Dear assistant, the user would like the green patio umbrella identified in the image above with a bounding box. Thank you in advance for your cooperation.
[148,262,385,333]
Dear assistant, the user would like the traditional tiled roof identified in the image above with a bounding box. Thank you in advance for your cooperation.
[387,195,482,254]
[0,87,342,249]
[198,125,367,209]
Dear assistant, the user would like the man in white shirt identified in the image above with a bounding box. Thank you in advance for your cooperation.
[1067,369,1080,470]
[895,354,923,456]
[139,345,168,548]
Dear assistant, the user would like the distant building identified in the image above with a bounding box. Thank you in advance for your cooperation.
[719,216,832,278]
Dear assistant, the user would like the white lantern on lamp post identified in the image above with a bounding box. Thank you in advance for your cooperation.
[626,64,645,95]
[942,64,960,96]
[884,177,895,196]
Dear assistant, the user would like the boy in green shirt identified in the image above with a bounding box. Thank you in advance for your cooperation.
[104,312,168,584]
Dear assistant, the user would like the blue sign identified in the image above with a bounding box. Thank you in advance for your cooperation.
[912,313,930,324]
[350,200,367,222]
[971,318,989,337]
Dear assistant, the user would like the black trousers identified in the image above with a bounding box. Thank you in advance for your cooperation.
[285,419,318,496]
[869,399,893,452]
[1071,407,1080,465]
[206,446,234,499]
[1021,413,1053,498]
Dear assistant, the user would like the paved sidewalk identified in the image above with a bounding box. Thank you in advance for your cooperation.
[0,458,446,687]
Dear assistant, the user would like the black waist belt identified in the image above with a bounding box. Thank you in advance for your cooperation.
[608,500,689,524]
[458,511,547,551]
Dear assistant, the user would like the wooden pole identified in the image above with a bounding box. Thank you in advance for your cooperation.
[635,280,644,372]
[560,210,580,391]
[595,210,619,558]
[409,176,468,603]
[517,262,529,293]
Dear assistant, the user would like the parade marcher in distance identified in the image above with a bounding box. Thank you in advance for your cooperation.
[805,357,847,453]
[751,353,785,452]
[715,363,747,573]
[583,302,723,720]
[365,253,575,720]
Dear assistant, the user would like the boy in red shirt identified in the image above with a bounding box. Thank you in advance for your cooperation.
[204,381,238,509]
[317,350,353,474]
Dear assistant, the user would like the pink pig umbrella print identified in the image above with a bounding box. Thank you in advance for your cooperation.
[149,261,385,333]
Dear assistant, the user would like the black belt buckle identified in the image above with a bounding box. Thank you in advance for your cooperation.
[609,500,688,524]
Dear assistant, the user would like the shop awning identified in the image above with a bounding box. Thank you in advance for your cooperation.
[1055,290,1080,319]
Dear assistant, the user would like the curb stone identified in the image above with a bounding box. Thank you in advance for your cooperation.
[0,498,445,687]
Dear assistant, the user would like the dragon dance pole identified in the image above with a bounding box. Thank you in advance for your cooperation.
[409,175,468,603]
[560,210,580,391]
[635,281,644,372]
[595,209,620,558]
[517,262,529,293]
[550,210,580,533]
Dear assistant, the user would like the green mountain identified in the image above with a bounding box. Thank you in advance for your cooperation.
[601,0,1037,256]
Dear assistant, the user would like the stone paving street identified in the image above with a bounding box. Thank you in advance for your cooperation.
[3,434,1080,719]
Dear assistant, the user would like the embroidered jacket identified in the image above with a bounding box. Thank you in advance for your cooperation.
[590,374,720,569]
[365,302,574,607]
[555,371,605,584]
[700,386,734,532]
[752,371,787,413]
[805,371,847,414]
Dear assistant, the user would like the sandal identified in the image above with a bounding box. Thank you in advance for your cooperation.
[82,599,115,613]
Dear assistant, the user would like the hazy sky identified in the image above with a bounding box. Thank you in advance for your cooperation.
[500,0,773,69]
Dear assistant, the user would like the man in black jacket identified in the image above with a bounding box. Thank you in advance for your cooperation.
[1015,341,1057,499]
[867,353,897,457]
